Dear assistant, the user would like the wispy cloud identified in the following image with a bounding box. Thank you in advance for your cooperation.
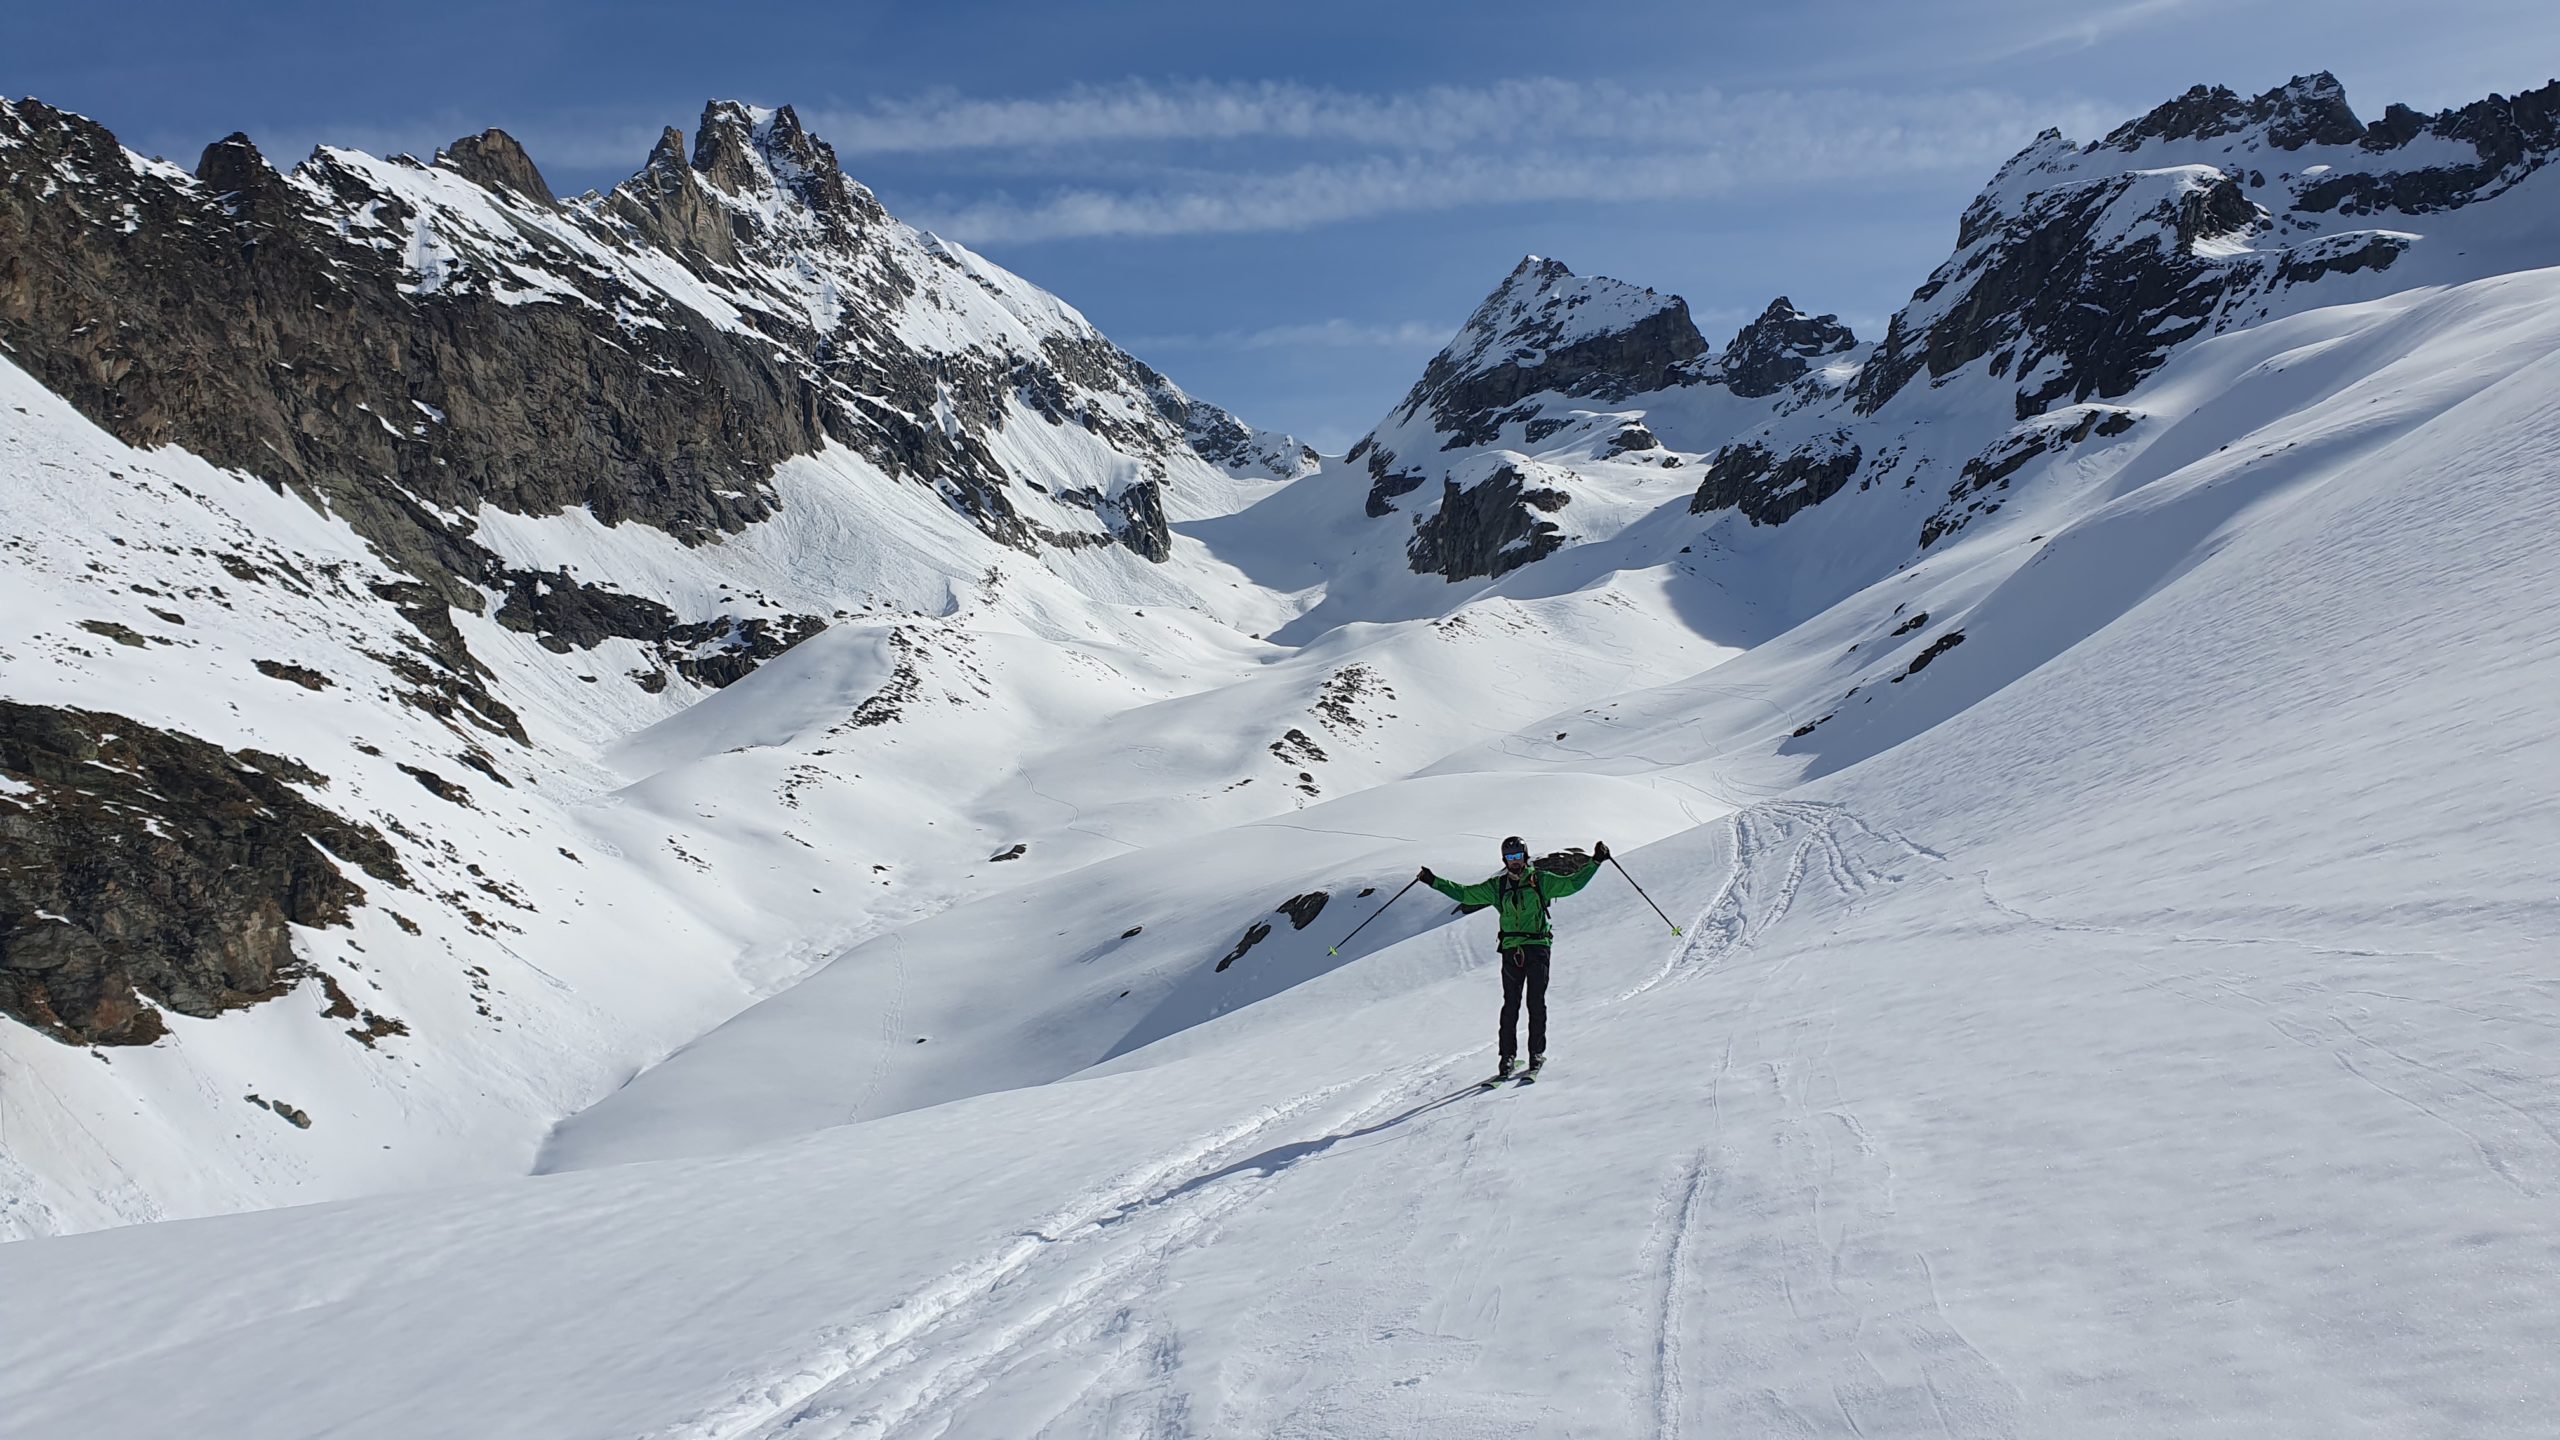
[1126,318,1452,352]
[1974,0,2222,64]
[187,77,2116,244]
[838,78,2116,243]
[815,77,2105,159]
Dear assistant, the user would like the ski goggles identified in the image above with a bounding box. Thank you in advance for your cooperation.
[1501,845,1530,862]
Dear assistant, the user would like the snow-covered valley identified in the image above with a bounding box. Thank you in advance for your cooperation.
[3,73,2558,1437]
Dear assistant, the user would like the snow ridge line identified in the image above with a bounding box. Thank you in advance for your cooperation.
[644,1083,1359,1440]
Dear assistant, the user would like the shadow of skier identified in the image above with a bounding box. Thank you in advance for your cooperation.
[1094,1087,1485,1228]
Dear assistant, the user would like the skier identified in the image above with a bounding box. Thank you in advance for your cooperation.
[1418,836,1609,1081]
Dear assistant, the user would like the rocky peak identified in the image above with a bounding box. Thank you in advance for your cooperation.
[1387,256,1710,448]
[683,100,883,232]
[434,128,555,207]
[610,124,739,268]
[1436,256,1703,383]
[642,124,690,180]
[194,131,290,211]
[2101,72,2364,153]
[690,100,765,195]
[1719,297,1857,399]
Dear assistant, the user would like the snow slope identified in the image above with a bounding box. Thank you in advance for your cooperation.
[8,258,2557,1439]
[6,73,2560,1439]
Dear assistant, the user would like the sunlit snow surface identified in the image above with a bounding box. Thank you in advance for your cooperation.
[3,251,2557,1432]
[6,85,2560,1434]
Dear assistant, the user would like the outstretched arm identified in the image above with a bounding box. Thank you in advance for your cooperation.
[1425,871,1501,906]
[1539,858,1603,899]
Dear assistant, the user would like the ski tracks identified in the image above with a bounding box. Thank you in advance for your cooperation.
[1653,1004,2020,1439]
[1634,801,2017,1437]
[1619,800,1943,1003]
[656,1058,1505,1440]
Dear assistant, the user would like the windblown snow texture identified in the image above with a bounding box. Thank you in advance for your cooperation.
[4,71,2560,1440]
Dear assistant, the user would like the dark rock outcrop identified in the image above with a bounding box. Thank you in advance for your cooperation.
[1408,466,1570,581]
[0,702,407,1045]
[1719,298,1858,398]
[0,101,826,611]
[1852,74,2555,427]
[2306,79,2560,214]
[1855,165,2266,420]
[2099,73,2367,152]
[1215,920,1272,972]
[1921,407,2138,548]
[0,96,1306,686]
[1690,439,1863,527]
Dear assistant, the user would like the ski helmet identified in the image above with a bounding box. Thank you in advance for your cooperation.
[1500,835,1529,863]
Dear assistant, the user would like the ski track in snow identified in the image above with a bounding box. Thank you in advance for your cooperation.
[1620,800,1942,1003]
[1608,797,2021,1438]
[1646,1152,1713,1440]
[654,1060,1521,1440]
[1687,938,2020,1438]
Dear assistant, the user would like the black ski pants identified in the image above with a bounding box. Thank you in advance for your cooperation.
[1498,944,1550,1060]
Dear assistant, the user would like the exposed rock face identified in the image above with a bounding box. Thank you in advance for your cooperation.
[1919,406,2138,549]
[1853,164,2268,420]
[2099,73,2367,152]
[1851,74,2560,423]
[490,570,827,688]
[1689,439,1862,527]
[0,96,1310,621]
[1719,298,1857,398]
[434,129,557,206]
[1388,257,1711,448]
[2308,83,2560,213]
[1409,466,1570,580]
[0,701,407,1045]
[0,102,827,611]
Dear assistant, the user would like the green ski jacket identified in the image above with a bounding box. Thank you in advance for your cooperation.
[1427,861,1600,947]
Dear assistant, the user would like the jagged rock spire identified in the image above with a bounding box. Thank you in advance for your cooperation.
[435,129,556,207]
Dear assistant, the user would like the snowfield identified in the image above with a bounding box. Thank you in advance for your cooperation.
[6,78,2560,1438]
[5,258,2559,1435]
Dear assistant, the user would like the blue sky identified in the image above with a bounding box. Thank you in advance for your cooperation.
[9,1,2554,449]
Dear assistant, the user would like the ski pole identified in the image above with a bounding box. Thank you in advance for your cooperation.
[1329,877,1420,955]
[1611,856,1684,935]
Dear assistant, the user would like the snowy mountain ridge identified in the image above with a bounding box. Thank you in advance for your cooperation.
[3,68,2560,1438]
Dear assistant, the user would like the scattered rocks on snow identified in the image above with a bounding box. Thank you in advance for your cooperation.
[1276,892,1329,930]
[1215,921,1272,973]
[254,659,336,690]
[1892,632,1968,682]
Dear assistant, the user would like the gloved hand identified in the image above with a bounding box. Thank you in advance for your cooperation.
[1416,866,1437,885]
[1591,840,1611,863]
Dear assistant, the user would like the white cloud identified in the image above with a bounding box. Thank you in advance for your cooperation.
[1975,0,2221,63]
[1127,319,1453,353]
[840,77,2119,243]
[813,77,2107,159]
